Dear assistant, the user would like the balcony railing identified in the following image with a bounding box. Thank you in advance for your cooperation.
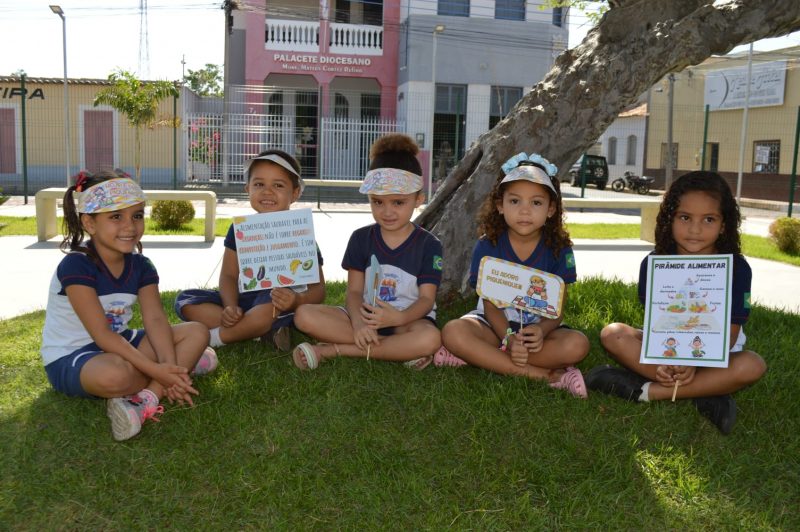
[329,23,383,55]
[265,19,319,52]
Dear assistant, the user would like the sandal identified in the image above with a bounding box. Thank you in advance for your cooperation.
[292,342,320,370]
[549,366,588,399]
[403,356,433,371]
[433,346,467,368]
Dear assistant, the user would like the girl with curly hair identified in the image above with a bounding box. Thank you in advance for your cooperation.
[439,153,590,398]
[588,171,766,434]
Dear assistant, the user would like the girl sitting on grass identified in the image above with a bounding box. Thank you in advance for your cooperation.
[40,170,215,442]
[291,134,443,370]
[587,171,767,434]
[440,153,590,397]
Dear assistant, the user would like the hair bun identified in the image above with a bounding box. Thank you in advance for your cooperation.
[368,133,422,176]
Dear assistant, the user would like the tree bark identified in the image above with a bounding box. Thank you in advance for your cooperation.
[417,0,800,294]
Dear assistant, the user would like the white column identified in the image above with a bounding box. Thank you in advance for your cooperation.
[465,84,490,149]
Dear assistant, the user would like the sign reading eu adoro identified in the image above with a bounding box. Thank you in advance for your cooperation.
[704,60,786,111]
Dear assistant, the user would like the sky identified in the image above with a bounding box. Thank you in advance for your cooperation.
[0,1,798,82]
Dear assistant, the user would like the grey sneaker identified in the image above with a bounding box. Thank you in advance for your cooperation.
[106,390,162,441]
[693,395,737,435]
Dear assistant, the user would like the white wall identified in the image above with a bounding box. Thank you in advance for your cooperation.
[471,0,494,18]
[398,81,435,151]
[466,84,490,149]
[599,115,646,178]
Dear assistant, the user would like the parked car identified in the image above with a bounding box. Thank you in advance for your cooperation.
[568,154,608,190]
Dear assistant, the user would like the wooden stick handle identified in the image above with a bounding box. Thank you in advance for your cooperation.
[671,380,679,402]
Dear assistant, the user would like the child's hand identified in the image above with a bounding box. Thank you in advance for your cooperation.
[508,333,529,367]
[165,383,196,406]
[151,363,199,405]
[655,365,680,386]
[519,324,544,353]
[353,323,380,351]
[361,301,400,329]
[221,305,243,327]
[270,287,297,313]
[671,365,696,387]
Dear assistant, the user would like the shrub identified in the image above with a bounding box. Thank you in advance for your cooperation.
[151,200,195,230]
[768,216,800,255]
[0,186,7,206]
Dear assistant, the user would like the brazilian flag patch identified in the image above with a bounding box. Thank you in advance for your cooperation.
[744,292,751,309]
[566,251,575,269]
[433,255,443,271]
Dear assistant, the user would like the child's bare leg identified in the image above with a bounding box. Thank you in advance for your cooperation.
[217,304,275,344]
[645,350,766,401]
[293,305,355,366]
[526,328,590,369]
[168,321,210,369]
[442,318,550,379]
[599,322,658,378]
[334,320,441,362]
[80,355,150,398]
[182,303,225,329]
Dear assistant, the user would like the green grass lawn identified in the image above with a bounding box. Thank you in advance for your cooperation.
[1,280,798,528]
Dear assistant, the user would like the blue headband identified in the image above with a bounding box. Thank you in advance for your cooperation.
[501,152,558,177]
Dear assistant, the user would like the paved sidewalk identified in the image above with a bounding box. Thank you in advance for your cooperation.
[1,196,798,319]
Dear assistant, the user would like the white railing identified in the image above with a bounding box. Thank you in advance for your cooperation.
[329,23,383,56]
[320,117,400,180]
[265,19,319,52]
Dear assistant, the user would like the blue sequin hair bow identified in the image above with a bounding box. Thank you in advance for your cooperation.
[501,152,558,177]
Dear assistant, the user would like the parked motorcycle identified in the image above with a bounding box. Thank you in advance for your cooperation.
[611,171,653,195]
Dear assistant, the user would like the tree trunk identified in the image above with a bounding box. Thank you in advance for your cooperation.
[417,0,800,294]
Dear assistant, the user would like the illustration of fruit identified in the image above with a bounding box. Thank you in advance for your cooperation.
[290,259,302,274]
[260,280,272,288]
[257,265,265,280]
[235,230,244,240]
[277,274,294,285]
[242,267,254,278]
[302,259,314,271]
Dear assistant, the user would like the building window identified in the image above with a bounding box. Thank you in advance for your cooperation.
[438,0,469,17]
[495,0,524,21]
[489,86,522,129]
[552,7,564,27]
[660,142,678,169]
[704,142,719,172]
[334,0,383,25]
[626,135,637,166]
[753,140,779,173]
[607,137,617,165]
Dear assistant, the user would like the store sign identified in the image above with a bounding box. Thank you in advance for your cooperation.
[1,87,45,100]
[704,60,786,111]
[272,53,372,74]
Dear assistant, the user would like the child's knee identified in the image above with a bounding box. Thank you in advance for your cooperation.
[565,331,590,362]
[90,360,141,395]
[735,351,767,385]
[441,320,464,349]
[293,304,315,332]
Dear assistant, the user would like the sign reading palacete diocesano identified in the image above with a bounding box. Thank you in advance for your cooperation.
[233,208,319,292]
[640,255,732,368]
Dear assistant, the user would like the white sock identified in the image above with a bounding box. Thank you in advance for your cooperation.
[138,388,159,406]
[209,327,226,348]
[638,382,651,402]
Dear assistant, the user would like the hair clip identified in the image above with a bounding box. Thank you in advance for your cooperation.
[74,171,92,192]
[501,152,558,177]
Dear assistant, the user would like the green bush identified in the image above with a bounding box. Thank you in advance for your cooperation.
[768,216,800,255]
[150,200,195,230]
[0,186,8,206]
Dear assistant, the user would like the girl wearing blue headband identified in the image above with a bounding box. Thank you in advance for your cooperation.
[438,153,590,397]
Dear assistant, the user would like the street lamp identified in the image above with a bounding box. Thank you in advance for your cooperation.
[429,24,445,198]
[50,5,70,185]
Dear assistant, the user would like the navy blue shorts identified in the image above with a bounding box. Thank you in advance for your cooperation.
[44,328,144,399]
[174,288,294,329]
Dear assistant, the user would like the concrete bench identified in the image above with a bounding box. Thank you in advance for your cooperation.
[35,188,217,242]
[562,197,660,243]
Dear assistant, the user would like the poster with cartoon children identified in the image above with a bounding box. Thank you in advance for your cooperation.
[640,255,732,368]
[476,256,565,320]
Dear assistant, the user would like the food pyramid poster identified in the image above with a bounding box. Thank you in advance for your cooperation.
[233,208,319,292]
[640,254,732,368]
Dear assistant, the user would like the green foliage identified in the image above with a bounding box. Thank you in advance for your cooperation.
[0,186,7,206]
[183,63,223,98]
[541,0,608,24]
[768,217,800,255]
[150,200,195,230]
[93,69,179,181]
[1,284,799,528]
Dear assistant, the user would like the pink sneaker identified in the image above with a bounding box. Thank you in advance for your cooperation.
[433,346,467,368]
[191,347,218,376]
[106,389,164,441]
[549,367,588,399]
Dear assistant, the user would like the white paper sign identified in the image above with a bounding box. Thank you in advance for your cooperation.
[640,255,732,368]
[476,256,565,319]
[232,208,320,292]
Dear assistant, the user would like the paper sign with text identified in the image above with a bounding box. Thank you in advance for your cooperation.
[233,208,319,292]
[476,256,565,319]
[640,254,732,368]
